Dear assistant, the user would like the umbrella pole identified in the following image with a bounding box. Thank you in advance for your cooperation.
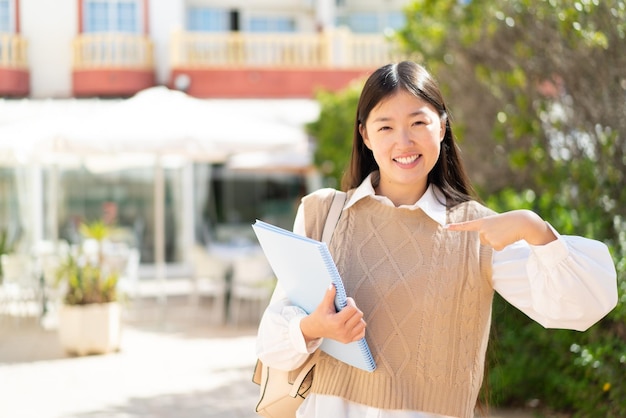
[30,164,44,247]
[154,157,167,323]
[48,165,59,243]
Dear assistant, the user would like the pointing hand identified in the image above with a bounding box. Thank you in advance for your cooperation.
[445,209,556,251]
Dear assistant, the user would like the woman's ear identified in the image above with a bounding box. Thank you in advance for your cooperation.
[360,123,372,149]
[440,120,446,142]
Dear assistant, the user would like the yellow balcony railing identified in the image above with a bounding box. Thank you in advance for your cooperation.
[0,34,28,69]
[171,28,403,69]
[73,33,154,70]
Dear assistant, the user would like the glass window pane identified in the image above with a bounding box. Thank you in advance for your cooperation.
[208,167,305,241]
[248,18,267,32]
[117,1,138,33]
[58,165,182,264]
[348,12,379,34]
[85,1,110,32]
[247,17,295,33]
[0,167,20,246]
[0,0,10,33]
[187,7,229,32]
[386,11,406,31]
[84,0,138,33]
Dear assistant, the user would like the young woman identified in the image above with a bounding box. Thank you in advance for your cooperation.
[256,61,617,418]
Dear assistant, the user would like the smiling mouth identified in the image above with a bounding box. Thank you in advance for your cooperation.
[394,155,421,165]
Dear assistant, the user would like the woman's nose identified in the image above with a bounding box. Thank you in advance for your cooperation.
[397,128,415,145]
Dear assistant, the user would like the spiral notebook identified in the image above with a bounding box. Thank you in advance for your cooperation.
[252,219,376,372]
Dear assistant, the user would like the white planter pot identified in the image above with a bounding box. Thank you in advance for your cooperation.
[58,302,122,356]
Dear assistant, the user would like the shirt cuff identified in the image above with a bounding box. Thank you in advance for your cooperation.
[288,315,323,354]
[528,223,569,268]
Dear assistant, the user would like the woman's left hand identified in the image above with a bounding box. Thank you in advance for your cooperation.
[445,209,557,251]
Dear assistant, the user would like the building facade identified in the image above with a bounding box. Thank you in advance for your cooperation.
[0,0,410,273]
[1,0,408,99]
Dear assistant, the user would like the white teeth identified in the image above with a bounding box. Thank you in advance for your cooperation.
[395,155,418,164]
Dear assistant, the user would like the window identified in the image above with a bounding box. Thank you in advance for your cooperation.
[58,165,182,264]
[386,12,406,32]
[0,0,13,33]
[247,16,295,33]
[345,12,378,33]
[84,0,141,33]
[208,166,306,237]
[187,7,230,32]
[337,11,406,34]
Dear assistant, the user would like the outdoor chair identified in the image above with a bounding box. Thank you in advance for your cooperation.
[116,247,141,301]
[0,253,41,320]
[228,250,275,327]
[32,240,70,324]
[190,245,230,325]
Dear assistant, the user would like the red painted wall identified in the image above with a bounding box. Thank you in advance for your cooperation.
[73,69,155,97]
[169,68,372,98]
[0,69,30,97]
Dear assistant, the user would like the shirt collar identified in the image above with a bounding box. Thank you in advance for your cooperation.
[344,172,447,226]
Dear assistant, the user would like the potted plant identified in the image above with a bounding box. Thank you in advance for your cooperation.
[54,220,122,356]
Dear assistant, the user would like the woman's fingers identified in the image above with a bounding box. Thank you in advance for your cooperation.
[305,285,367,343]
[446,212,524,251]
[445,218,483,232]
[336,297,366,342]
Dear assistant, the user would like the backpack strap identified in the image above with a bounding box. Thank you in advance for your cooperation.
[321,190,347,245]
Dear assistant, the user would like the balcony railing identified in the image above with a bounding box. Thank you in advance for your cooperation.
[73,33,154,69]
[0,34,28,68]
[171,28,403,69]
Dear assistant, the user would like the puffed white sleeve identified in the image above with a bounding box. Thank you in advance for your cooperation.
[492,225,618,331]
[255,203,323,371]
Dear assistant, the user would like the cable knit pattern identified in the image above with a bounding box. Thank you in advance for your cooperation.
[302,189,495,418]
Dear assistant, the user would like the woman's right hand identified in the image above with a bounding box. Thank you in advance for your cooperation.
[300,284,367,344]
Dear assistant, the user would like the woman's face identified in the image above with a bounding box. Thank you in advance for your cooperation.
[360,90,445,206]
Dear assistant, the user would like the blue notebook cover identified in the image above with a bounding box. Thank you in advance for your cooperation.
[252,219,376,372]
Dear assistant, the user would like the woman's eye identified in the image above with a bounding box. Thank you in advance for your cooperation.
[378,126,391,131]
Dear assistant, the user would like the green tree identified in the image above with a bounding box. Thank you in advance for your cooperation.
[306,81,364,189]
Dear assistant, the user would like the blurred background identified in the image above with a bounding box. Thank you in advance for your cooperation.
[0,0,624,417]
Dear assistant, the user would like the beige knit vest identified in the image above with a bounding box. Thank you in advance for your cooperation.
[302,188,495,418]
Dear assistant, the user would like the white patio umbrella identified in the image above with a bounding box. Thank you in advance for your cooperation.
[41,87,308,159]
[0,87,313,302]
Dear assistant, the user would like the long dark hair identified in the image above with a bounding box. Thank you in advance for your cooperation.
[341,61,476,207]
